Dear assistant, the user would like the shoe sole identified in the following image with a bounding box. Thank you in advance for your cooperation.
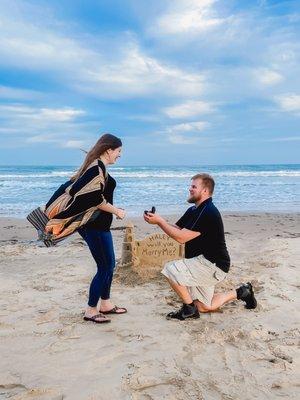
[166,314,200,321]
[83,317,111,323]
[245,283,257,309]
[245,297,257,309]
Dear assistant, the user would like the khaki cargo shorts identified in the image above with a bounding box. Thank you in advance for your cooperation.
[161,255,227,306]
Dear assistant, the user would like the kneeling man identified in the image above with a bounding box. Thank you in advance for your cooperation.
[144,173,257,320]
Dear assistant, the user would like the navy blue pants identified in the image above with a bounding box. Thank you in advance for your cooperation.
[78,227,115,307]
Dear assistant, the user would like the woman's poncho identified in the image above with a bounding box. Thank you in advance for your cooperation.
[27,159,107,246]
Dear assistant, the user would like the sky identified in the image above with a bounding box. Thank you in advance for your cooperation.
[0,0,299,166]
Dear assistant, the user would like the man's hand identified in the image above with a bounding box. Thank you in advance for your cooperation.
[144,212,164,225]
[144,211,200,244]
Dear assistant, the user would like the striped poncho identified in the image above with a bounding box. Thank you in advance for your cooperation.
[27,159,108,245]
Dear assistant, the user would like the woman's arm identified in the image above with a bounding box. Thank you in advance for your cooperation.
[97,202,125,219]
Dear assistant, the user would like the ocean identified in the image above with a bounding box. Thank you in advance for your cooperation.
[0,164,299,218]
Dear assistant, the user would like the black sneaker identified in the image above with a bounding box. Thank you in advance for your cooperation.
[166,303,200,320]
[236,282,257,309]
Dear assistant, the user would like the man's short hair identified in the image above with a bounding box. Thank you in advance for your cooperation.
[192,173,215,195]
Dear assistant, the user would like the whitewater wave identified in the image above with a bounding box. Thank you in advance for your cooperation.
[0,170,300,179]
[108,170,300,178]
[0,171,72,178]
[1,167,299,180]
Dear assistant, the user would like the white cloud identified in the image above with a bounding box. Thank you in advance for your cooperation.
[170,121,209,132]
[266,136,300,142]
[168,134,197,144]
[126,114,161,122]
[275,94,300,113]
[63,140,87,149]
[39,108,85,122]
[163,100,214,118]
[165,120,210,144]
[256,69,284,86]
[26,136,88,148]
[0,104,85,122]
[26,134,57,143]
[0,6,204,99]
[81,45,204,98]
[0,103,91,149]
[0,85,41,100]
[155,0,225,35]
[0,3,94,73]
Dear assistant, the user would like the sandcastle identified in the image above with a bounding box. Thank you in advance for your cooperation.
[120,222,184,269]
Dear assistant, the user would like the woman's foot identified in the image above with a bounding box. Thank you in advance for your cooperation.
[84,306,111,323]
[99,300,127,314]
[83,313,111,323]
[100,306,127,314]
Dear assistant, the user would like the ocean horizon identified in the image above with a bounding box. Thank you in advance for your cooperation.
[0,164,299,217]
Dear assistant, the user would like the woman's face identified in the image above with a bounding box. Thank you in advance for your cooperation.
[107,146,122,164]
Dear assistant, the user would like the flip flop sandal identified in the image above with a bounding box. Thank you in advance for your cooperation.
[100,306,127,315]
[83,313,111,323]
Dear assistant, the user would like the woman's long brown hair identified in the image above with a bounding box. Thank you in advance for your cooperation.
[71,133,122,181]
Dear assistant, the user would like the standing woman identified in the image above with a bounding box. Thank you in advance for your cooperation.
[46,133,127,323]
[78,134,127,324]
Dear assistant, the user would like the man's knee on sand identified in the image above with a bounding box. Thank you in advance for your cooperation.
[194,299,214,312]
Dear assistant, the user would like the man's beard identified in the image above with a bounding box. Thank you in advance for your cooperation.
[187,195,198,204]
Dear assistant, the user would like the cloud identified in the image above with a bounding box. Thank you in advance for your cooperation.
[163,100,214,118]
[26,136,88,149]
[0,4,204,99]
[0,103,91,149]
[38,108,85,122]
[168,134,197,144]
[154,0,225,35]
[0,104,85,122]
[266,136,300,142]
[1,0,300,163]
[0,2,94,73]
[275,94,300,114]
[26,134,57,144]
[63,140,87,149]
[255,69,284,86]
[81,44,204,98]
[165,120,210,144]
[126,114,161,122]
[0,85,42,100]
[169,121,209,132]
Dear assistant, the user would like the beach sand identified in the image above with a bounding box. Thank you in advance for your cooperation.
[0,213,299,399]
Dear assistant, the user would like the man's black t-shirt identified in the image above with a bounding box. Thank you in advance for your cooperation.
[176,198,230,272]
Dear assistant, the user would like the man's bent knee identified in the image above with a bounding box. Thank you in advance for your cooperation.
[194,299,213,312]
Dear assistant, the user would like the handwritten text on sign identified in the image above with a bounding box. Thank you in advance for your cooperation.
[135,233,184,266]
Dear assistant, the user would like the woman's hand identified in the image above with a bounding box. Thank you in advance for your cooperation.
[116,208,126,220]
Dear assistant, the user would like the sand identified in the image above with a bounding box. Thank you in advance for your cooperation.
[0,213,299,400]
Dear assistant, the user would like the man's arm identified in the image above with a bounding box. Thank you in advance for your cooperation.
[144,213,200,244]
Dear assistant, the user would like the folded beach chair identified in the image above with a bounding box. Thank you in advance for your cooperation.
[26,207,68,247]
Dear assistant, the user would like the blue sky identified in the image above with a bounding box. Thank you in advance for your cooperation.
[0,0,299,165]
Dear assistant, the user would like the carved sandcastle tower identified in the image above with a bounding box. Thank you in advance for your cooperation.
[121,222,138,267]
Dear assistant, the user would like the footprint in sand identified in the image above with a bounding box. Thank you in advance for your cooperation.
[32,284,53,292]
[0,383,64,400]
